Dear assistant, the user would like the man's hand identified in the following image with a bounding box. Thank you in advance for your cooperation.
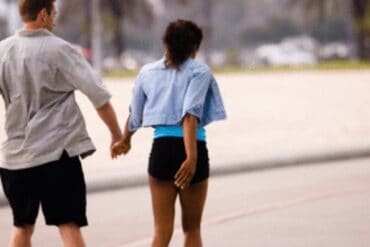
[111,137,131,158]
[110,134,123,158]
[174,158,196,190]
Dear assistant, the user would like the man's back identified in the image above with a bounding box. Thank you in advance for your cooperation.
[0,29,111,170]
[0,2,124,245]
[0,29,63,110]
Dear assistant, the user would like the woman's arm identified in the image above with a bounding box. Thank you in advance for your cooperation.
[111,72,146,158]
[175,114,198,189]
[111,115,136,158]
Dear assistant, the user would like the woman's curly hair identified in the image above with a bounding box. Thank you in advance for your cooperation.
[163,19,203,69]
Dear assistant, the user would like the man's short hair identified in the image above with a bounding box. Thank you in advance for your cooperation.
[19,0,55,22]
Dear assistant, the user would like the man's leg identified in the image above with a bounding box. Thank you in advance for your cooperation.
[58,223,85,247]
[0,168,40,247]
[9,225,35,247]
[40,153,88,246]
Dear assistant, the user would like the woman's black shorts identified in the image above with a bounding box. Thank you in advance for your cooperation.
[148,137,210,184]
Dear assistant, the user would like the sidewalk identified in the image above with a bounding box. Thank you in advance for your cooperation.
[1,71,370,206]
[167,159,370,247]
[1,155,368,246]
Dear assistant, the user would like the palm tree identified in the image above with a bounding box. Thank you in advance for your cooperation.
[352,0,370,59]
[58,0,154,58]
[201,0,213,63]
[288,0,370,60]
[104,0,155,57]
[101,0,193,57]
[161,0,212,62]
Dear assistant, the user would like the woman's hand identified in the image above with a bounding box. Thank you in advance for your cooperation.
[110,134,123,158]
[174,157,196,189]
[111,116,136,159]
[111,137,131,158]
[176,114,198,189]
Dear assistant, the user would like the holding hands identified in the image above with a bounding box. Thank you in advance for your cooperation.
[110,116,134,159]
[111,136,131,158]
[108,113,198,191]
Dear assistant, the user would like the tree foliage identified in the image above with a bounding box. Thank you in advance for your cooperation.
[289,0,370,60]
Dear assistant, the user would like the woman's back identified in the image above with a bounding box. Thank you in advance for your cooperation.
[129,57,225,131]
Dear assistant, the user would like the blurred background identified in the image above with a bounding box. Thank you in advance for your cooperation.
[1,0,369,71]
[1,1,370,246]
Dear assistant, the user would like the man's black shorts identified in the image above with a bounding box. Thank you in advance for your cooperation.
[149,137,210,184]
[0,151,87,227]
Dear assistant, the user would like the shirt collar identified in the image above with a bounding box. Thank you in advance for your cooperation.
[160,56,194,70]
[16,28,54,37]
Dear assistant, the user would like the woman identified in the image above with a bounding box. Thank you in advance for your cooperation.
[113,19,226,247]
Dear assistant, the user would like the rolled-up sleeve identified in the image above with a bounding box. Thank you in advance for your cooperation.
[181,67,212,122]
[56,44,111,108]
[128,73,146,131]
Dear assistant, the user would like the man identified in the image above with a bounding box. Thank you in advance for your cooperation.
[0,0,122,246]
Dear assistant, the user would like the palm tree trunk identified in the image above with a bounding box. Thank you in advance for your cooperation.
[91,0,102,74]
[112,18,124,57]
[84,0,92,50]
[355,24,370,60]
[352,0,370,60]
[202,0,212,64]
[107,0,124,57]
[344,0,357,57]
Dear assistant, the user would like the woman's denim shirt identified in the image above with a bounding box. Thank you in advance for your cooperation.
[128,58,226,131]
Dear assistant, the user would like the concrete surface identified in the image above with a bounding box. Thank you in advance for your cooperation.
[0,157,369,246]
[1,71,370,196]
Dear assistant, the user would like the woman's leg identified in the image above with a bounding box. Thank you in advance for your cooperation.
[179,179,208,247]
[149,176,178,247]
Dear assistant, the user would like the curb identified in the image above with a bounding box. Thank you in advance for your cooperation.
[1,148,370,208]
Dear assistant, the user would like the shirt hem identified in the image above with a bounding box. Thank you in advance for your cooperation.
[0,146,96,170]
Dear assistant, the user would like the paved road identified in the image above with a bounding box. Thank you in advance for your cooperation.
[0,157,369,246]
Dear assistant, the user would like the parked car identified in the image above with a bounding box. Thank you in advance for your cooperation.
[255,43,317,66]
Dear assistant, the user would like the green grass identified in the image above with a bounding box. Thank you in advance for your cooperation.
[103,70,139,78]
[310,60,370,70]
[214,61,370,73]
[102,60,370,79]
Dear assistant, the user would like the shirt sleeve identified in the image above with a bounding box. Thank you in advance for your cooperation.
[56,43,111,108]
[128,73,147,131]
[181,67,212,122]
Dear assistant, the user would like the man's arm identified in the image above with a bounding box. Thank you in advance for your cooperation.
[96,101,123,158]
